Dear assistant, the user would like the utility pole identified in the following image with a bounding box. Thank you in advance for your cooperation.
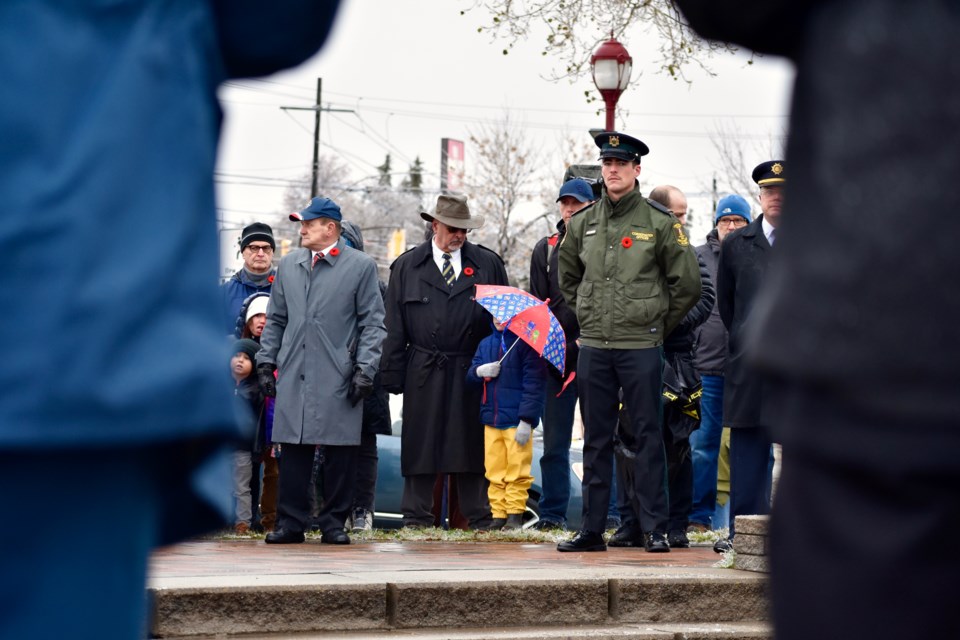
[280,78,353,198]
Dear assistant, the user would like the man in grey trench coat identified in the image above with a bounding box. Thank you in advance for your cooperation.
[258,197,386,544]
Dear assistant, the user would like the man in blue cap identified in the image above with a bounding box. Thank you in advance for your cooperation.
[712,162,784,553]
[258,196,386,545]
[689,194,752,534]
[557,132,701,552]
[528,178,595,530]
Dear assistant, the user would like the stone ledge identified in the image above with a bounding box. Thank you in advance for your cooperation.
[183,621,773,640]
[734,516,769,536]
[150,584,386,637]
[150,574,770,637]
[615,576,768,623]
[391,579,608,628]
[733,533,768,557]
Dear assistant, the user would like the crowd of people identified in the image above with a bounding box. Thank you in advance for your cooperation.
[222,130,783,553]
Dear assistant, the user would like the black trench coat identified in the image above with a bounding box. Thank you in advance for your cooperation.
[716,215,773,429]
[380,240,509,475]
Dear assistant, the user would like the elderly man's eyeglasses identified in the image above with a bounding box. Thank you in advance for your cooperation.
[245,244,274,254]
[716,217,748,228]
[442,224,470,235]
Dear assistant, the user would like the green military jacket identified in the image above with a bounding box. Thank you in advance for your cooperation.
[558,185,701,349]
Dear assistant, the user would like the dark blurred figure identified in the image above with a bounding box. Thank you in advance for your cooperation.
[675,1,960,638]
[0,2,341,637]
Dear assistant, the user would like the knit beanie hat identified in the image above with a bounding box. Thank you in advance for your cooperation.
[233,338,261,366]
[239,222,276,251]
[245,295,270,323]
[714,194,753,224]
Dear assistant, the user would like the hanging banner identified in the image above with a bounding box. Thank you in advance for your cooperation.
[440,138,464,193]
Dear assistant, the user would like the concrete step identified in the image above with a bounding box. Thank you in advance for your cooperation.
[150,571,768,638]
[179,622,772,639]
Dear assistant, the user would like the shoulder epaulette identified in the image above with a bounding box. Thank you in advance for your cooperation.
[646,198,673,216]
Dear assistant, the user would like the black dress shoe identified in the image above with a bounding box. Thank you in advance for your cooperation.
[557,530,607,552]
[265,528,305,544]
[668,529,690,548]
[713,537,734,553]
[644,532,671,553]
[607,522,644,548]
[530,519,565,531]
[321,529,350,545]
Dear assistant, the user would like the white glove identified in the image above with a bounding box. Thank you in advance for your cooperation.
[476,362,501,378]
[515,420,532,446]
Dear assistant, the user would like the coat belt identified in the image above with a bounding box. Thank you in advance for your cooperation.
[409,344,474,388]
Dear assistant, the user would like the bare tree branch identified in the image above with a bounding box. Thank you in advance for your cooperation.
[462,0,741,87]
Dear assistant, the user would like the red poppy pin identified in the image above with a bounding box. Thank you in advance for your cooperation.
[621,237,633,248]
[463,267,475,276]
[330,247,340,257]
[267,275,275,284]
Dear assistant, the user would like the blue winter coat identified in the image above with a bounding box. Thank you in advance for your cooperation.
[467,329,546,429]
[223,270,275,335]
[0,0,341,544]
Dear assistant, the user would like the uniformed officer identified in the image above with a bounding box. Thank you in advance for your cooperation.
[712,160,784,553]
[556,132,702,552]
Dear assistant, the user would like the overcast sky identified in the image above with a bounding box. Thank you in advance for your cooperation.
[216,0,794,270]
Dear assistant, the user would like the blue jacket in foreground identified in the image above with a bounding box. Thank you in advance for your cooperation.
[0,0,341,545]
[467,329,546,430]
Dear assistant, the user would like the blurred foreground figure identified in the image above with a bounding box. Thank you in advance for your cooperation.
[675,1,960,638]
[0,1,341,638]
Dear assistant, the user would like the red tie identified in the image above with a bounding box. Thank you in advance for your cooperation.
[312,252,323,268]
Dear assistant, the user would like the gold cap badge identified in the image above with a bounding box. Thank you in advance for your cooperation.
[609,135,620,147]
[772,162,783,175]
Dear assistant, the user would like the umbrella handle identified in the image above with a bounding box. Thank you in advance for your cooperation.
[497,332,521,363]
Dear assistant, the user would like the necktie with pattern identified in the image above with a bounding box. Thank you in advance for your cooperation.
[312,252,323,268]
[441,252,455,287]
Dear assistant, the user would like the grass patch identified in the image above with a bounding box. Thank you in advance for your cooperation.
[210,526,579,543]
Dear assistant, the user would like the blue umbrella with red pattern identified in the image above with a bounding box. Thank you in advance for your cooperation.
[473,284,566,373]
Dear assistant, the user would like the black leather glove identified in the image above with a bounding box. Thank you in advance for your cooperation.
[257,363,277,398]
[347,369,374,407]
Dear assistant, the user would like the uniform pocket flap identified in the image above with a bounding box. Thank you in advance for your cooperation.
[625,281,659,299]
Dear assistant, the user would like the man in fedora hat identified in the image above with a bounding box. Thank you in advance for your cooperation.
[381,194,509,529]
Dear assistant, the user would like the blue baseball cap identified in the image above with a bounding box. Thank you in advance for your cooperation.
[714,194,753,224]
[289,197,342,222]
[557,178,595,203]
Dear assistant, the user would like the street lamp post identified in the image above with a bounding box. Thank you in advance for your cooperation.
[591,34,633,131]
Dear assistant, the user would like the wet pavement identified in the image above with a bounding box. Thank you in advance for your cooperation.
[150,539,721,584]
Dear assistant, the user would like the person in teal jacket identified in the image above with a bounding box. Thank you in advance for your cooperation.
[0,1,342,638]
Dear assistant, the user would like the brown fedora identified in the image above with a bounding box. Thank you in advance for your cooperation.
[420,193,485,230]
